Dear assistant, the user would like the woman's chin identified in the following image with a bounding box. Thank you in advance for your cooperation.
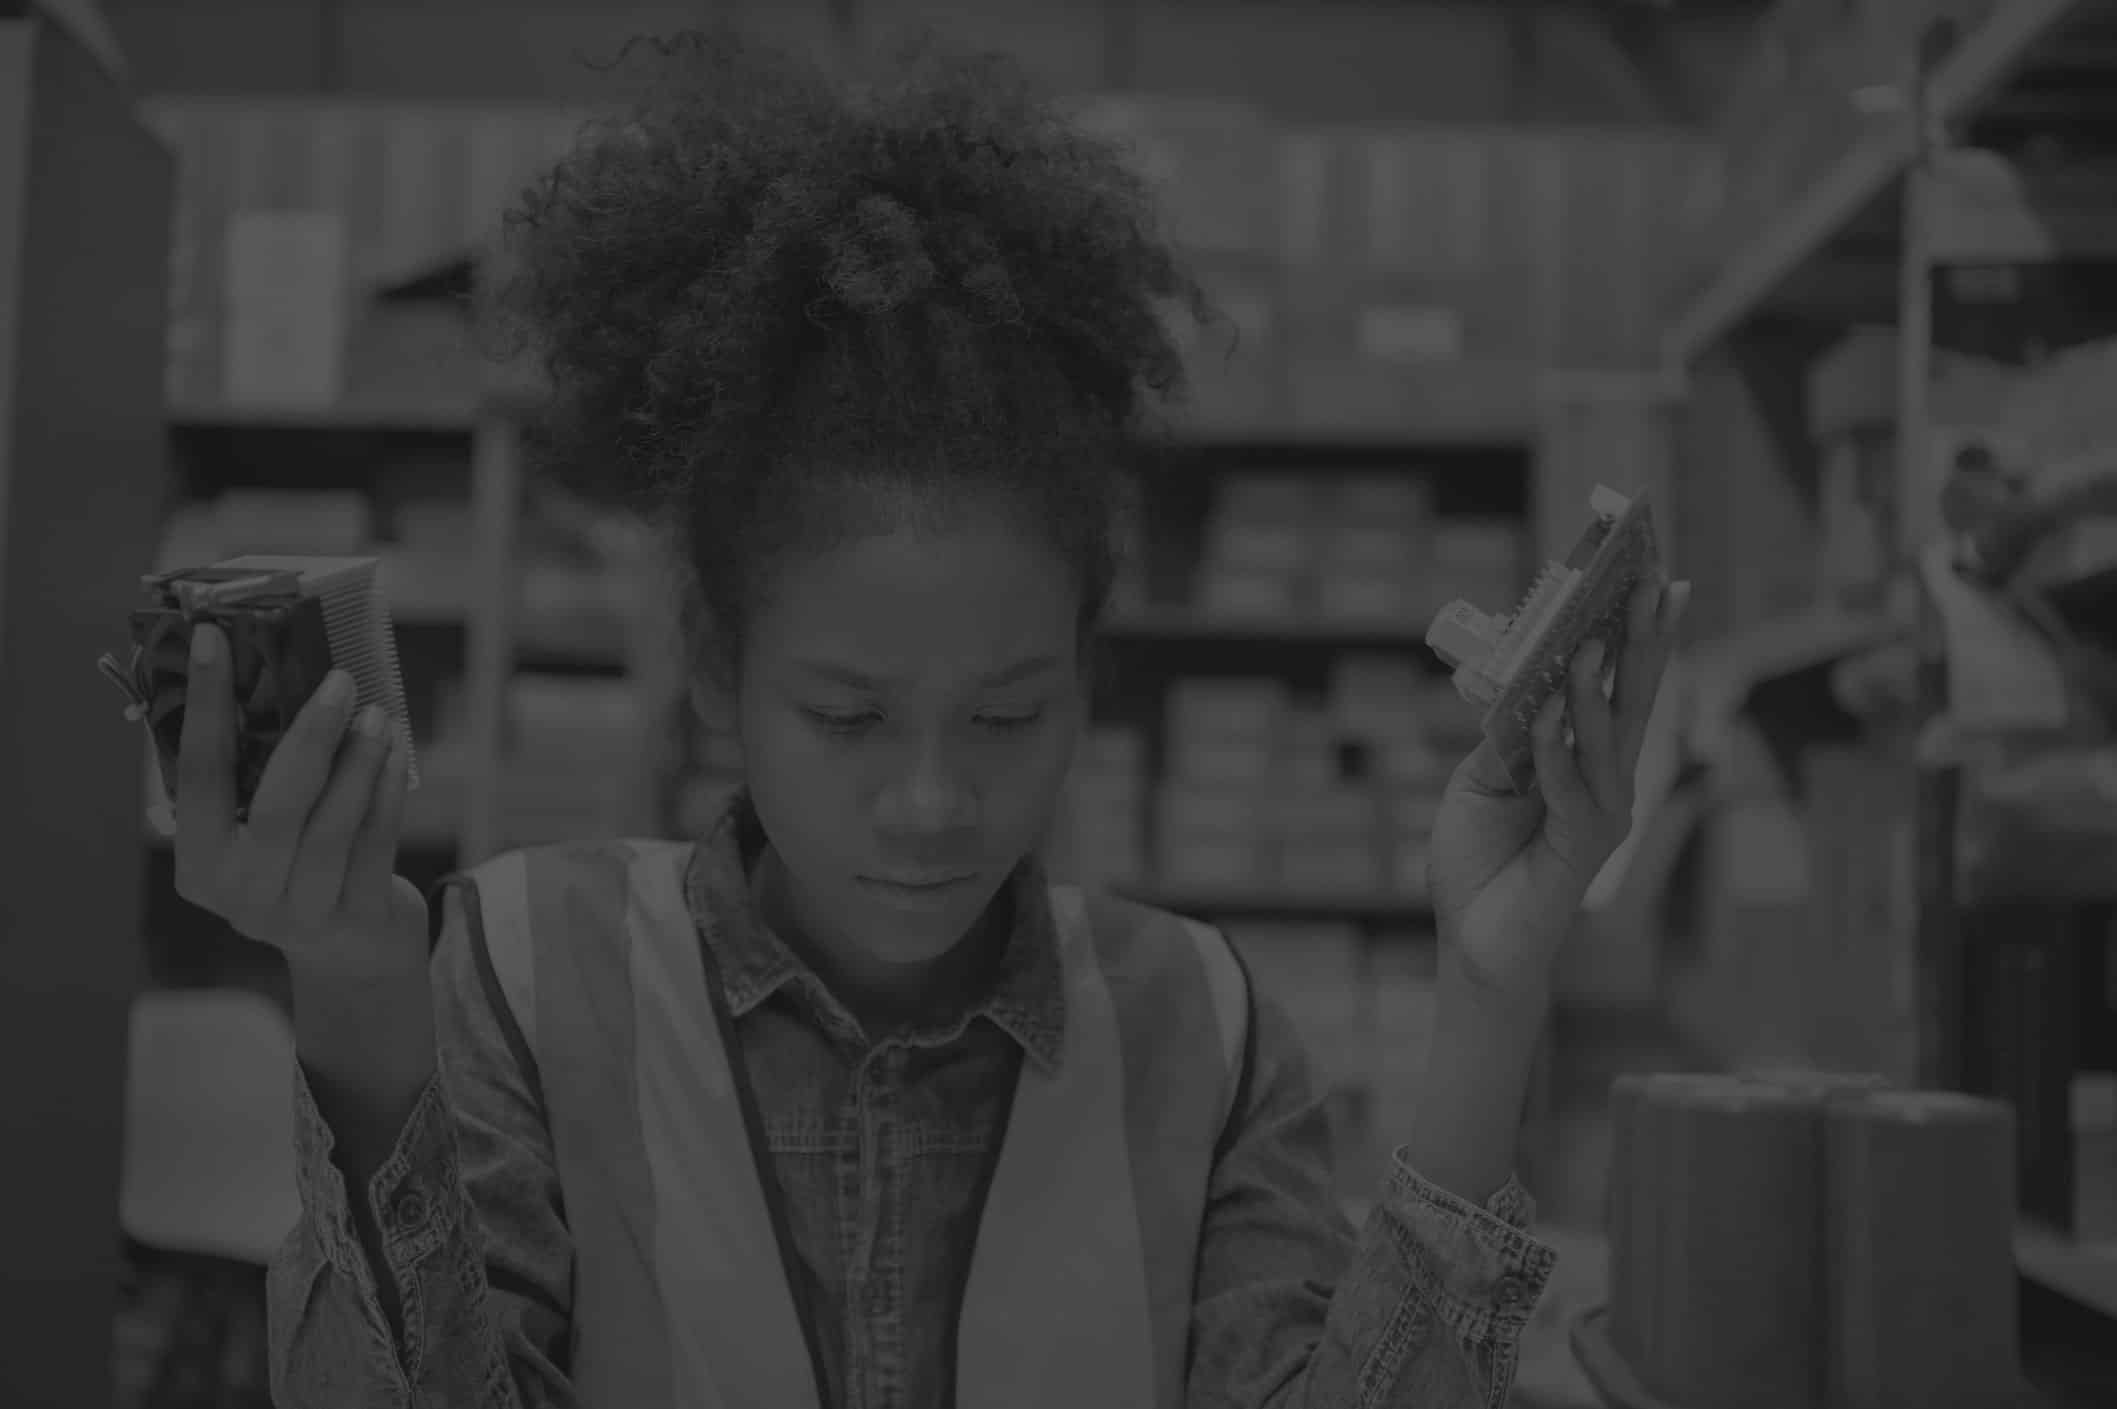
[851,874,994,946]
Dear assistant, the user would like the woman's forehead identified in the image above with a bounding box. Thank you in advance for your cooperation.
[753,516,1080,682]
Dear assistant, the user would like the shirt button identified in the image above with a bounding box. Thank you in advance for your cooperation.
[392,1188,430,1235]
[1495,1275,1528,1310]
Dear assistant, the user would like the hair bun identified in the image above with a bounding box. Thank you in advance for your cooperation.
[822,193,935,316]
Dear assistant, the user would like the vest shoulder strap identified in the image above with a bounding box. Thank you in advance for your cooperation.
[1176,914,1250,1135]
[445,846,541,1051]
[442,839,689,1057]
[1048,884,1252,1136]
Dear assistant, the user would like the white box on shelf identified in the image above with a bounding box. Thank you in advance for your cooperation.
[214,490,372,554]
[222,209,348,408]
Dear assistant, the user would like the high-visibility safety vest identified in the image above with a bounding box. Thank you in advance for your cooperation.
[453,838,1253,1409]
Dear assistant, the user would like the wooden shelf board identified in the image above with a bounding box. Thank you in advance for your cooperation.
[2017,1220,2117,1322]
[168,398,482,433]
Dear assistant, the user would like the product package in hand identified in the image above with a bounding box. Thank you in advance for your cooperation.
[97,556,419,836]
[1425,485,1659,791]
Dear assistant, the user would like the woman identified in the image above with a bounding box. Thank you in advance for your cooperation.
[172,28,1688,1409]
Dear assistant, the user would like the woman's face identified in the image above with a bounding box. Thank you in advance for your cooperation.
[733,503,1088,969]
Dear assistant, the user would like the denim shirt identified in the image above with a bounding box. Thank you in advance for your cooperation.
[265,799,1558,1408]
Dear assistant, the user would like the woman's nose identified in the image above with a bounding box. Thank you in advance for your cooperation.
[875,731,976,831]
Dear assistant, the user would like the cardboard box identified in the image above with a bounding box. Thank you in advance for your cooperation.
[221,209,348,407]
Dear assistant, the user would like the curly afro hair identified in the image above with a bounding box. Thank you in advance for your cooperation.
[491,26,1208,685]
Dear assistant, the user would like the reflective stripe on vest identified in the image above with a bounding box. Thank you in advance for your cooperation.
[462,839,1250,1409]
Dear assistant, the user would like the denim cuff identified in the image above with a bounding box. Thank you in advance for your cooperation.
[1380,1151,1558,1349]
[362,1071,463,1275]
[291,1061,458,1283]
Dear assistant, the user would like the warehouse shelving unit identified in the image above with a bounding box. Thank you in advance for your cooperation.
[1657,0,2117,1337]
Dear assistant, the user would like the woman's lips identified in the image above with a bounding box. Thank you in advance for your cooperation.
[859,873,978,906]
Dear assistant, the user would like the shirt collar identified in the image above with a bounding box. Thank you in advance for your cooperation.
[682,785,1067,1074]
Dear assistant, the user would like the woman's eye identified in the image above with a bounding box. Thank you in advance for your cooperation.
[806,708,880,734]
[976,709,1044,731]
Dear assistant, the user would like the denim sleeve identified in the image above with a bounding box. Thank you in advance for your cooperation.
[1186,991,1559,1409]
[264,887,580,1407]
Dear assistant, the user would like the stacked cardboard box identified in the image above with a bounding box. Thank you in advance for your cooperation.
[1425,516,1523,622]
[1331,655,1454,893]
[1195,477,1317,622]
[1193,473,1520,629]
[1062,726,1149,887]
[1277,787,1385,894]
[1313,478,1433,625]
[1157,678,1290,888]
[1148,659,1455,897]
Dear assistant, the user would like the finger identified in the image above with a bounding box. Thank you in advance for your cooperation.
[1530,687,1594,824]
[239,669,359,890]
[1661,579,1693,635]
[1569,639,1626,815]
[1612,578,1676,767]
[286,706,395,923]
[342,727,411,923]
[173,624,238,881]
[1608,577,1663,719]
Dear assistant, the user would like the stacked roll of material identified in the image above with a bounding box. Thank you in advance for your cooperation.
[1651,1076,1823,1409]
[1608,1073,1747,1391]
[1738,1069,1892,1408]
[1826,1092,2019,1409]
[1738,1069,1891,1101]
[1613,1074,1727,1385]
[1603,1073,1657,1366]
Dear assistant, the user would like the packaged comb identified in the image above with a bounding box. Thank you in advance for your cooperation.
[98,555,419,836]
[1426,485,1659,791]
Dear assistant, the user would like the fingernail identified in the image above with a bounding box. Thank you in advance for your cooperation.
[1582,640,1605,673]
[190,625,219,666]
[320,670,354,707]
[356,704,386,738]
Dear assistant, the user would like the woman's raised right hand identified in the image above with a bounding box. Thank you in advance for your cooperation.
[171,622,430,985]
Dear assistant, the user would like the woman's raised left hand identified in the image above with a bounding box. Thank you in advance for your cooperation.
[1426,575,1691,1008]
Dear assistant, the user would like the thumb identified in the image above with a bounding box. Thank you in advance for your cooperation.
[386,873,431,953]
